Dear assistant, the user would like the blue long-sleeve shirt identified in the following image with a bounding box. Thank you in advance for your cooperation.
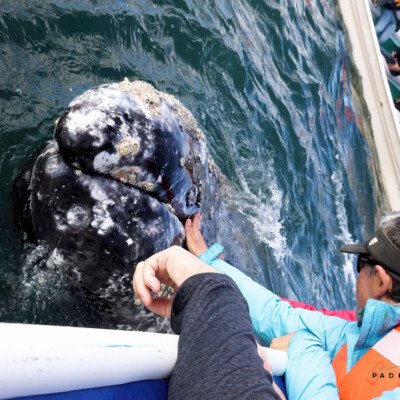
[200,249,400,400]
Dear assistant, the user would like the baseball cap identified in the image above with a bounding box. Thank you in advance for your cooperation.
[340,228,400,281]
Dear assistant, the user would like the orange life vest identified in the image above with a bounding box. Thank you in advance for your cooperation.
[332,325,400,400]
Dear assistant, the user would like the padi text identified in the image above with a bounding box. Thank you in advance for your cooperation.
[372,372,400,379]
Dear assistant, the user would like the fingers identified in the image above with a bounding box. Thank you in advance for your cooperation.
[185,218,192,229]
[133,256,174,317]
[133,260,162,307]
[185,213,202,231]
[134,249,173,308]
[133,246,216,313]
[193,213,202,229]
[147,298,173,318]
[133,261,153,307]
[143,261,161,293]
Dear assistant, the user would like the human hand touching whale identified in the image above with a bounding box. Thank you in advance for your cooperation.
[133,246,217,317]
[184,213,209,256]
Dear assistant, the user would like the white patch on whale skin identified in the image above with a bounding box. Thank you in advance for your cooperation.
[97,272,132,302]
[139,216,163,238]
[88,182,116,235]
[93,151,122,172]
[69,85,140,112]
[66,108,107,146]
[146,197,160,213]
[54,214,68,232]
[40,146,57,157]
[145,224,161,237]
[140,132,155,161]
[66,85,142,147]
[89,181,115,203]
[91,200,115,236]
[44,156,64,177]
[116,118,131,138]
[66,205,91,229]
[46,248,65,269]
[70,265,82,283]
[196,141,208,167]
[159,101,181,134]
[126,238,133,246]
[20,245,70,306]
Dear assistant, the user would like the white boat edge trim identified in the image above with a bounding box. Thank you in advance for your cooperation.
[0,323,287,399]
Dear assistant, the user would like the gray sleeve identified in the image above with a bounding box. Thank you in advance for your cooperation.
[168,272,281,400]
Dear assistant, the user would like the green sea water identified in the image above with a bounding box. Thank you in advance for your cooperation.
[0,0,383,326]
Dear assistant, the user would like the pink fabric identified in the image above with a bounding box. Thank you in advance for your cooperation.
[280,298,357,321]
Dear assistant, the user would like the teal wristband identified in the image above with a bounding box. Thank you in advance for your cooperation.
[199,243,224,264]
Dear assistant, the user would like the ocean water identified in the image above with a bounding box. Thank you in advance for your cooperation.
[0,0,384,327]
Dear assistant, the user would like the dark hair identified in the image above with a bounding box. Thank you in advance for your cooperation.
[389,279,400,302]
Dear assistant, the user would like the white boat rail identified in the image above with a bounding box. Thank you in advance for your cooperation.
[0,323,288,399]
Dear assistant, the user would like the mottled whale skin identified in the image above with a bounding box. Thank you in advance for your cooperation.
[13,79,227,330]
[55,80,209,219]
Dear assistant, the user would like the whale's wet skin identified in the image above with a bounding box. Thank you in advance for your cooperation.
[13,80,225,330]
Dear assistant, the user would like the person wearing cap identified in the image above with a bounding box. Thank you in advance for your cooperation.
[185,212,400,400]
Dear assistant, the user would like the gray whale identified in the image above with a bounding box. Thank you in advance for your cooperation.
[12,79,265,330]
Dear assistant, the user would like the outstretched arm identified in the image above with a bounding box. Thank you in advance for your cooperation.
[185,213,355,321]
[184,215,349,354]
[280,298,356,321]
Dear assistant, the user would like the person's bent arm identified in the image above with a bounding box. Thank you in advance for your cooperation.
[286,330,339,400]
[133,246,284,400]
[169,272,283,400]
